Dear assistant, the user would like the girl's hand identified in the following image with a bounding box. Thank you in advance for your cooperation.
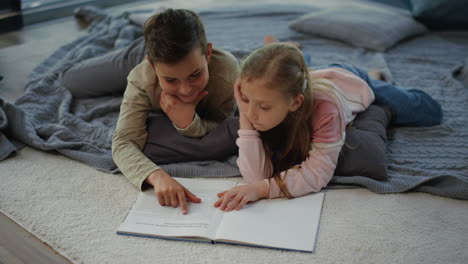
[146,170,202,215]
[160,90,208,129]
[239,112,254,130]
[233,79,246,112]
[213,181,269,212]
[233,79,254,130]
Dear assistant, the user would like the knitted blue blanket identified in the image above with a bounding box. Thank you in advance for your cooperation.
[1,4,467,199]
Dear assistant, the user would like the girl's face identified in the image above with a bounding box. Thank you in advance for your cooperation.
[153,44,212,103]
[239,78,303,131]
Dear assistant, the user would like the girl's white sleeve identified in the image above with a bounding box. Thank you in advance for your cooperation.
[236,129,273,183]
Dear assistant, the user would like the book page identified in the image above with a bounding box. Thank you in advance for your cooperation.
[117,177,236,240]
[215,192,325,252]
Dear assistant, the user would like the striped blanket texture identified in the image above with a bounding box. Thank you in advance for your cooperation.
[1,4,467,199]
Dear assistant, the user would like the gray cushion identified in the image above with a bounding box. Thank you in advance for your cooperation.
[143,115,239,164]
[335,105,391,180]
[144,106,391,181]
[405,0,468,29]
[288,1,427,51]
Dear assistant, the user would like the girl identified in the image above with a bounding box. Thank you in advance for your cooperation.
[214,43,442,211]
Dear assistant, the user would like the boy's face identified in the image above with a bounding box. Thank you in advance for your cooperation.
[153,44,212,103]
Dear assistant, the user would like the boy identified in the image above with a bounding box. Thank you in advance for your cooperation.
[115,9,239,214]
[63,9,240,214]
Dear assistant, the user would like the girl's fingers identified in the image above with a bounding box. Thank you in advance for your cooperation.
[233,79,241,98]
[236,197,249,211]
[217,191,227,198]
[226,194,243,212]
[234,78,240,89]
[219,192,233,210]
[213,198,222,208]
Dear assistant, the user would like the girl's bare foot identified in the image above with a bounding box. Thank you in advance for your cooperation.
[368,70,386,81]
[264,35,301,49]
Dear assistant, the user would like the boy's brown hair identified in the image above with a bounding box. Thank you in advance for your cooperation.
[144,9,208,64]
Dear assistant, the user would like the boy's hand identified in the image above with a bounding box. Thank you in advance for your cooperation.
[160,90,208,129]
[213,181,269,212]
[146,170,202,215]
[234,79,254,130]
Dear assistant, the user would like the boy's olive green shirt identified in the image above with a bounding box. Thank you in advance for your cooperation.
[112,48,240,190]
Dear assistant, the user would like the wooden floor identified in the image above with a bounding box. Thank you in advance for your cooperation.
[0,2,155,263]
[0,11,85,263]
[0,213,72,264]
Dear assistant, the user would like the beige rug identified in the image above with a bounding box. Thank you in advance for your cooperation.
[1,147,467,264]
[1,0,467,263]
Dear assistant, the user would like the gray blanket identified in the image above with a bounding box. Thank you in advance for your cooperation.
[1,4,467,199]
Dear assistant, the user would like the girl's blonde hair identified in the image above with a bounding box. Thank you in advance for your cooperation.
[240,43,314,198]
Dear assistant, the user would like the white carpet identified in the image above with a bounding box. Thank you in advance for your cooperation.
[1,147,467,264]
[1,0,467,263]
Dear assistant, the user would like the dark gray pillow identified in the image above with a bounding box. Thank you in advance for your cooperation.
[143,115,239,164]
[288,1,427,51]
[334,105,391,180]
[405,0,468,29]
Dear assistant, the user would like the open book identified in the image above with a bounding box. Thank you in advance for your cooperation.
[117,177,325,253]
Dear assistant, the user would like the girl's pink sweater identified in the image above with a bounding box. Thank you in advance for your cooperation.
[236,67,375,198]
